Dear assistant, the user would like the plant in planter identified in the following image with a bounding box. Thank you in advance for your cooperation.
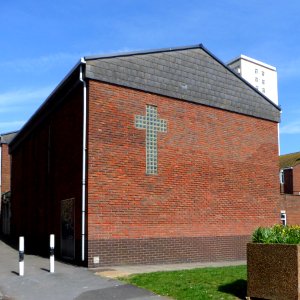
[247,225,300,300]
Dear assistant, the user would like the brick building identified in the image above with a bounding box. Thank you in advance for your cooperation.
[279,152,300,225]
[0,131,18,235]
[9,45,281,267]
[280,152,300,195]
[0,132,17,196]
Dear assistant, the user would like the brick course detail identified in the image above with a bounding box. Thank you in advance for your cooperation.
[88,235,250,266]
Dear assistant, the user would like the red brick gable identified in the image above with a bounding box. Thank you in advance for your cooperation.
[87,80,280,266]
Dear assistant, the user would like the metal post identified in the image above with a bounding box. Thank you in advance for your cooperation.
[19,236,24,276]
[50,234,55,273]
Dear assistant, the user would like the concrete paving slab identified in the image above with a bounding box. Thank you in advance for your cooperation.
[75,284,164,300]
[95,260,247,278]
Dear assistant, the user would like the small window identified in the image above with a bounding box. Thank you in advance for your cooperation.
[262,71,265,76]
[255,77,258,82]
[280,170,284,184]
[255,69,258,74]
[280,210,287,226]
[262,88,265,93]
[262,79,265,84]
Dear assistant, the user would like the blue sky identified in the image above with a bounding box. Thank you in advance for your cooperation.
[1,0,299,154]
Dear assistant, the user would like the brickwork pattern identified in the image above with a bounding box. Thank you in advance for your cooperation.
[280,194,300,225]
[88,235,250,266]
[1,144,11,194]
[87,80,280,267]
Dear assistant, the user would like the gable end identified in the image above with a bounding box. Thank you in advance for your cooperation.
[85,45,280,123]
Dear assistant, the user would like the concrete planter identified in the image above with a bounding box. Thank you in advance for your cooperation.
[247,243,300,300]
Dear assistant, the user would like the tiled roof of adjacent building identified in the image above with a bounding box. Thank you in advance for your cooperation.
[279,152,300,169]
[0,131,18,144]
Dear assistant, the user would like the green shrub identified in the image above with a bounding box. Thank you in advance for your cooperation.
[252,225,300,244]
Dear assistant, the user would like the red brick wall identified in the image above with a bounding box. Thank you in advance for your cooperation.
[280,194,300,225]
[87,80,280,267]
[1,143,11,194]
[10,84,83,261]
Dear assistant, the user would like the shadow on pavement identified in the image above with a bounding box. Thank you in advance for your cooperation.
[10,271,19,276]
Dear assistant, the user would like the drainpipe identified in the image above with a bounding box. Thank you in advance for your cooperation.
[79,58,87,262]
[278,110,282,155]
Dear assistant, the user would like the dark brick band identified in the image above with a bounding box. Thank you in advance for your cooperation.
[88,235,250,267]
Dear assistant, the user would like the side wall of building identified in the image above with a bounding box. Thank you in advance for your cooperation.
[87,80,280,267]
[1,144,11,194]
[10,84,83,261]
[280,194,300,225]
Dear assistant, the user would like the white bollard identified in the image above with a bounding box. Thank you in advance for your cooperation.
[19,236,24,276]
[50,234,55,273]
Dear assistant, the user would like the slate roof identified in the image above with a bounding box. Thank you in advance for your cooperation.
[85,44,281,122]
[10,44,281,153]
[279,152,300,169]
[0,131,18,144]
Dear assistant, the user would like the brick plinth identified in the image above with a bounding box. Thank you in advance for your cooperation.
[88,235,250,267]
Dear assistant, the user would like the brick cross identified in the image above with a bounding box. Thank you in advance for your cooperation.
[135,105,167,174]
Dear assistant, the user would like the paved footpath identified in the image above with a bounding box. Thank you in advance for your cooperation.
[0,240,167,300]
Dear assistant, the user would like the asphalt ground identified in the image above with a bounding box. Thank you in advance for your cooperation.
[0,240,168,300]
[0,239,246,300]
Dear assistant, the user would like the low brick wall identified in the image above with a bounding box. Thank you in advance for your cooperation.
[88,235,250,267]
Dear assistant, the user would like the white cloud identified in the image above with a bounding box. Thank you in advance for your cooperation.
[281,121,300,134]
[0,53,80,73]
[0,86,54,133]
[0,120,25,133]
[0,86,53,106]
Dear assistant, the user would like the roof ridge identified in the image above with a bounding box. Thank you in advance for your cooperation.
[0,130,19,136]
[84,44,203,60]
[280,151,300,157]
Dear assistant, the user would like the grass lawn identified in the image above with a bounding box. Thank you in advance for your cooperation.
[120,265,247,300]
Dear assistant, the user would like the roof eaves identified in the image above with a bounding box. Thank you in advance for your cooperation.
[10,60,83,151]
[0,131,19,145]
[0,130,19,137]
